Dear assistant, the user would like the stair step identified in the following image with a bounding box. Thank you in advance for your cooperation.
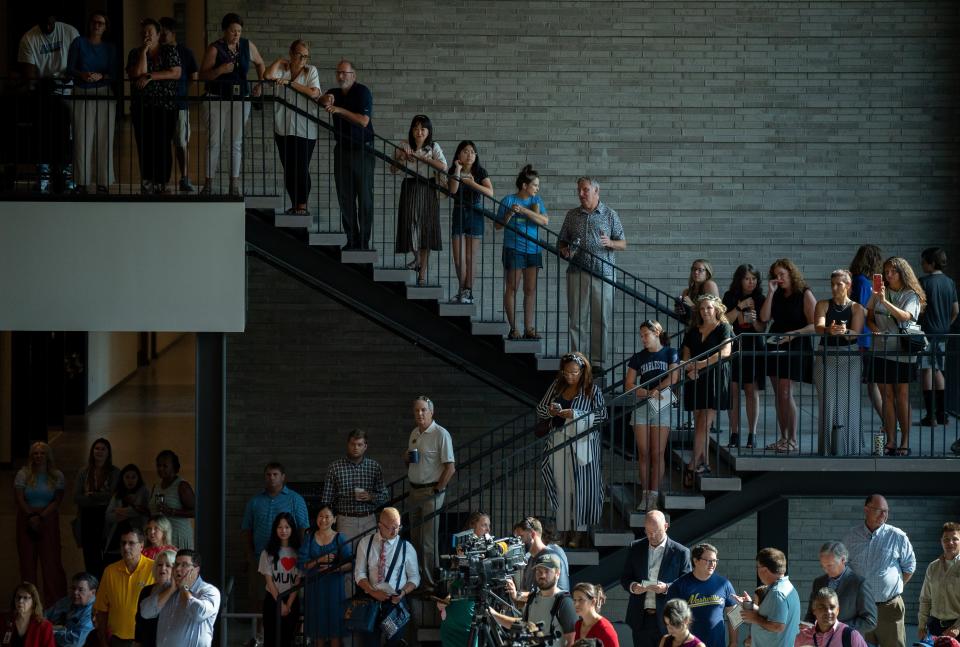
[472,321,509,336]
[698,476,742,491]
[373,267,414,283]
[245,196,283,209]
[566,549,600,566]
[273,214,312,228]
[592,530,634,547]
[438,303,476,318]
[538,357,563,371]
[662,493,705,509]
[309,232,348,247]
[504,338,542,354]
[340,249,378,265]
[406,285,444,300]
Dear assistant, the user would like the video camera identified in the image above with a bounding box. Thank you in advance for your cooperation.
[436,533,527,600]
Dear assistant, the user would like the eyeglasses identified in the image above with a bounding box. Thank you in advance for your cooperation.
[292,51,309,59]
[698,558,719,565]
[692,267,707,273]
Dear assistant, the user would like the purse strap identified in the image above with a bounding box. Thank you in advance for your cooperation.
[365,534,405,590]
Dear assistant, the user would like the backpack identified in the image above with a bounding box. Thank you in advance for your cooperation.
[522,589,571,636]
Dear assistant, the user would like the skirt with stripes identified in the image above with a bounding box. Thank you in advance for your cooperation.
[395,177,442,253]
[541,429,604,529]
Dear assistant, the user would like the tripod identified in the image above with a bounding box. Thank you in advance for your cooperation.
[465,586,518,647]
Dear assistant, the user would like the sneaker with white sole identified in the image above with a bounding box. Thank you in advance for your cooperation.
[179,177,195,192]
[460,289,474,304]
[450,291,462,304]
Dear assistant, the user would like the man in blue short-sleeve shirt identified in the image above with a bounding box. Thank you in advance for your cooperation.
[666,543,737,647]
[741,547,801,647]
[321,59,375,250]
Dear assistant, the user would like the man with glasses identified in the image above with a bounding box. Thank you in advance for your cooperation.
[45,572,98,647]
[94,525,155,647]
[320,59,375,250]
[558,176,627,373]
[843,494,916,647]
[355,508,419,647]
[666,543,737,647]
[140,549,220,647]
[405,395,455,590]
[623,510,692,647]
[738,548,800,647]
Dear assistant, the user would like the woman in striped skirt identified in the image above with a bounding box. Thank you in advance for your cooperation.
[536,351,606,549]
[392,115,446,286]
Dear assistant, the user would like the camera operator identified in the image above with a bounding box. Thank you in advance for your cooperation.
[492,554,577,647]
[437,511,491,647]
[508,517,570,606]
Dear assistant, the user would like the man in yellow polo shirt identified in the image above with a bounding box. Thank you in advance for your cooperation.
[95,525,155,646]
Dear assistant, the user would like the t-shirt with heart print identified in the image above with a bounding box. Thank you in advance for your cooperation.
[258,546,300,594]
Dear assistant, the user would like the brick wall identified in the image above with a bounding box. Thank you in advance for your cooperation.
[207,0,959,301]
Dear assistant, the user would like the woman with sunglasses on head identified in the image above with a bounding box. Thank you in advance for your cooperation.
[721,264,767,449]
[624,320,679,512]
[266,39,321,215]
[866,256,926,455]
[392,115,447,286]
[536,352,606,548]
[676,259,719,324]
[496,164,549,340]
[681,295,734,488]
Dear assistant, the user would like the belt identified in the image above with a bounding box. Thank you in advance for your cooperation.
[878,595,902,605]
[339,511,375,518]
[644,608,657,615]
[410,482,439,489]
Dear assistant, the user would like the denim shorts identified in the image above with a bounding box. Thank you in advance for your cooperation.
[451,207,484,238]
[631,399,671,427]
[918,338,947,371]
[502,247,543,270]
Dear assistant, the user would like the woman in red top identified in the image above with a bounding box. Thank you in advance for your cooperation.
[1,582,55,647]
[572,583,619,647]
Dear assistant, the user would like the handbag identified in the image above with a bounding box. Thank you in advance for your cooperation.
[380,601,411,640]
[898,321,927,354]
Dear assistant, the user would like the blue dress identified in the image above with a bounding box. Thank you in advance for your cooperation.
[298,531,352,638]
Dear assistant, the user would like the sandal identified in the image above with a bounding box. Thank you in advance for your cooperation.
[883,444,896,456]
[406,258,420,272]
[765,438,787,451]
[727,433,740,448]
[776,440,798,453]
[523,327,541,340]
[895,446,911,456]
[696,463,711,475]
[745,434,755,449]
[507,329,522,340]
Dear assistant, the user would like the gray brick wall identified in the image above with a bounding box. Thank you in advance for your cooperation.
[207,0,959,302]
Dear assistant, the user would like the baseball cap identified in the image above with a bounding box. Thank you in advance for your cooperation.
[532,553,562,570]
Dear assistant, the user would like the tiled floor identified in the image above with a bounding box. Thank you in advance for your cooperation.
[0,334,196,601]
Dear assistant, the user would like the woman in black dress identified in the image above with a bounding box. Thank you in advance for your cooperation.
[681,295,734,487]
[758,258,816,452]
[721,265,766,449]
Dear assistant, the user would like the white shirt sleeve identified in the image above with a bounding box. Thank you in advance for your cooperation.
[403,541,421,589]
[354,536,371,584]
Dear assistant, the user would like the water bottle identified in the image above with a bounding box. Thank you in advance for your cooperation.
[569,237,581,262]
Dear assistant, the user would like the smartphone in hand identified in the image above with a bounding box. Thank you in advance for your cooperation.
[872,273,883,292]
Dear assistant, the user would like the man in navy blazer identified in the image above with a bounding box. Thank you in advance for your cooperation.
[622,510,692,647]
[803,541,878,635]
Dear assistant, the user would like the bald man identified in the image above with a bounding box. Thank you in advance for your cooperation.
[843,495,916,647]
[622,511,692,647]
[354,508,418,647]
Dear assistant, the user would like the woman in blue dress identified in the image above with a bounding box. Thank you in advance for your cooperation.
[298,504,352,646]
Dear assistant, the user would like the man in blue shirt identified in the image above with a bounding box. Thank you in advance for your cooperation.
[320,59,375,250]
[741,548,801,647]
[45,572,97,647]
[241,462,309,607]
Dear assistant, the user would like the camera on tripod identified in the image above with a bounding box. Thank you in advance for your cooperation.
[436,533,527,600]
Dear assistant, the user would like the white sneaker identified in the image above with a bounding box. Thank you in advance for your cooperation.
[460,288,474,304]
[647,490,659,511]
[636,490,650,512]
[450,291,462,304]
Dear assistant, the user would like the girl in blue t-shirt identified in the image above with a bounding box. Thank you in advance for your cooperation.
[496,165,549,340]
[624,320,679,512]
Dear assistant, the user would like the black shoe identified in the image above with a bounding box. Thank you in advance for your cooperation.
[727,433,740,448]
[745,433,755,449]
[937,414,949,425]
[919,415,936,427]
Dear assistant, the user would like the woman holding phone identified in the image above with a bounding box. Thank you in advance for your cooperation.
[848,244,884,420]
[866,257,926,455]
[813,269,865,455]
[721,264,766,449]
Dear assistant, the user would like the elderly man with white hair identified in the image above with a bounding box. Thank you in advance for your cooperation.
[804,541,877,635]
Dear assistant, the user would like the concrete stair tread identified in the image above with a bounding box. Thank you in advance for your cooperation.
[504,338,543,353]
[698,476,742,491]
[273,213,312,228]
[662,492,705,509]
[340,249,378,264]
[245,195,283,209]
[472,321,510,336]
[592,530,635,546]
[373,267,415,283]
[438,302,477,317]
[566,549,600,565]
[309,232,348,247]
[407,285,444,300]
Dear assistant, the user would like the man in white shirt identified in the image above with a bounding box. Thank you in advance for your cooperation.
[18,13,79,82]
[354,507,419,647]
[405,395,455,589]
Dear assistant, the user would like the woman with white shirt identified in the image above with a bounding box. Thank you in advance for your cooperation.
[392,115,447,285]
[266,40,321,215]
[867,256,927,455]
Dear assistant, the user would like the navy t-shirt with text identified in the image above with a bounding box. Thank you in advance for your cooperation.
[666,572,737,647]
[627,346,679,386]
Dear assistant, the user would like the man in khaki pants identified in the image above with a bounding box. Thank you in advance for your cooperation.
[843,494,916,647]
[405,396,455,591]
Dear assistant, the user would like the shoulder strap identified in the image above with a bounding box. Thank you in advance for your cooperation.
[522,588,538,623]
[383,539,404,586]
[841,626,852,647]
[550,590,571,620]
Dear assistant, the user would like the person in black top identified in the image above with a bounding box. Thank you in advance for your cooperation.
[320,59,375,250]
[918,247,959,426]
[159,17,199,193]
[758,258,816,453]
[813,269,865,455]
[721,264,766,449]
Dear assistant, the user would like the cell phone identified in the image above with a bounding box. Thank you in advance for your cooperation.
[872,273,883,292]
[743,600,755,610]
